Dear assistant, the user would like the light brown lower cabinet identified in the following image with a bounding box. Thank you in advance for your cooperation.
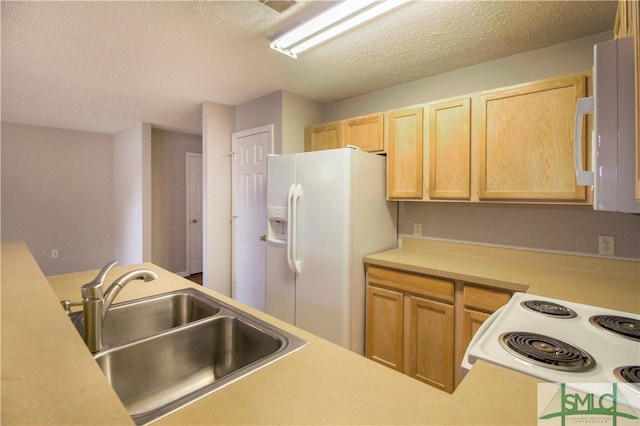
[365,265,512,394]
[365,265,455,393]
[406,295,454,392]
[365,285,404,372]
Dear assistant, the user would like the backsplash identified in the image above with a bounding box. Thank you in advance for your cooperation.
[399,202,640,260]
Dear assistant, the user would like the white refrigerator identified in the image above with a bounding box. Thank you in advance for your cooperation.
[265,148,397,355]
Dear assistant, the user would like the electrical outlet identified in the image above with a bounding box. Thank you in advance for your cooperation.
[598,236,615,256]
[51,249,59,259]
[413,223,422,237]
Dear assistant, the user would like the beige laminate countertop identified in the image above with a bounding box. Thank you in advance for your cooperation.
[2,239,638,425]
[365,238,640,314]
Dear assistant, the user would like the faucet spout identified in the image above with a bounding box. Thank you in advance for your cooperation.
[80,261,158,353]
[102,270,159,317]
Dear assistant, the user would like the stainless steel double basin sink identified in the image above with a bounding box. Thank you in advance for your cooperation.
[68,288,307,425]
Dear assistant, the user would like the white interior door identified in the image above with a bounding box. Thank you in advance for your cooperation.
[232,125,273,311]
[186,153,203,275]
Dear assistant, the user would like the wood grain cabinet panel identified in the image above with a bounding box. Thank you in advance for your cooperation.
[304,122,342,152]
[366,265,514,393]
[462,309,490,351]
[387,107,424,199]
[477,75,588,201]
[366,265,453,303]
[457,285,513,385]
[365,285,404,372]
[365,265,455,393]
[428,97,471,200]
[464,285,512,313]
[407,295,454,393]
[344,113,385,152]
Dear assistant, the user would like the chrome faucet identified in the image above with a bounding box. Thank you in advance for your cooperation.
[79,261,158,352]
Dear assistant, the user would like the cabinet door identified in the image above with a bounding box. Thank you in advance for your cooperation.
[304,122,342,152]
[344,114,384,152]
[457,285,512,383]
[462,309,490,354]
[428,97,471,200]
[365,285,404,372]
[477,74,587,201]
[406,295,454,393]
[387,107,424,199]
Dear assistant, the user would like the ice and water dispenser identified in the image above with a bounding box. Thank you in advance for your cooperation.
[267,206,287,244]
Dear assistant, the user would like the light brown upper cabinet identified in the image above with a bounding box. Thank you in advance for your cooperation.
[344,113,385,152]
[428,97,471,200]
[387,107,424,199]
[477,74,588,201]
[304,121,342,152]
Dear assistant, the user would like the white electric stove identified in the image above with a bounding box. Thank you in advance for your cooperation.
[462,292,640,408]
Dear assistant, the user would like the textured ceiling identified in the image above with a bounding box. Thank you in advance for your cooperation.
[1,0,617,135]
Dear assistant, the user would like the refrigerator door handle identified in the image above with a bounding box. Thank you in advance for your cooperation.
[291,184,302,274]
[286,184,296,272]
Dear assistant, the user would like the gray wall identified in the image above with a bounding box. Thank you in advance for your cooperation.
[322,31,640,260]
[235,91,283,152]
[1,122,114,275]
[234,90,322,154]
[1,122,202,276]
[400,203,640,259]
[151,128,202,274]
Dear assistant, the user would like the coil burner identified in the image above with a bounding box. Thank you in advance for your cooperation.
[614,366,640,389]
[499,332,596,372]
[589,315,640,341]
[520,300,578,318]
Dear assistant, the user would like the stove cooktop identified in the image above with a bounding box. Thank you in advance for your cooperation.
[462,292,640,399]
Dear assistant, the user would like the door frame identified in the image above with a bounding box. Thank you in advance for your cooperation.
[231,124,274,302]
[185,152,203,276]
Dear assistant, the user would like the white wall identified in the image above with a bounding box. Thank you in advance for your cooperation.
[202,101,234,294]
[1,122,114,275]
[320,31,640,260]
[113,122,152,265]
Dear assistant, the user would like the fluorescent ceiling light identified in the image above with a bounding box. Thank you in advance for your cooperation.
[271,0,410,58]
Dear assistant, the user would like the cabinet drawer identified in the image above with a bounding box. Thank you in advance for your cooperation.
[464,285,512,313]
[367,265,454,303]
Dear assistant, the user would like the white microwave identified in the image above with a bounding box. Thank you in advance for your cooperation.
[574,36,640,213]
